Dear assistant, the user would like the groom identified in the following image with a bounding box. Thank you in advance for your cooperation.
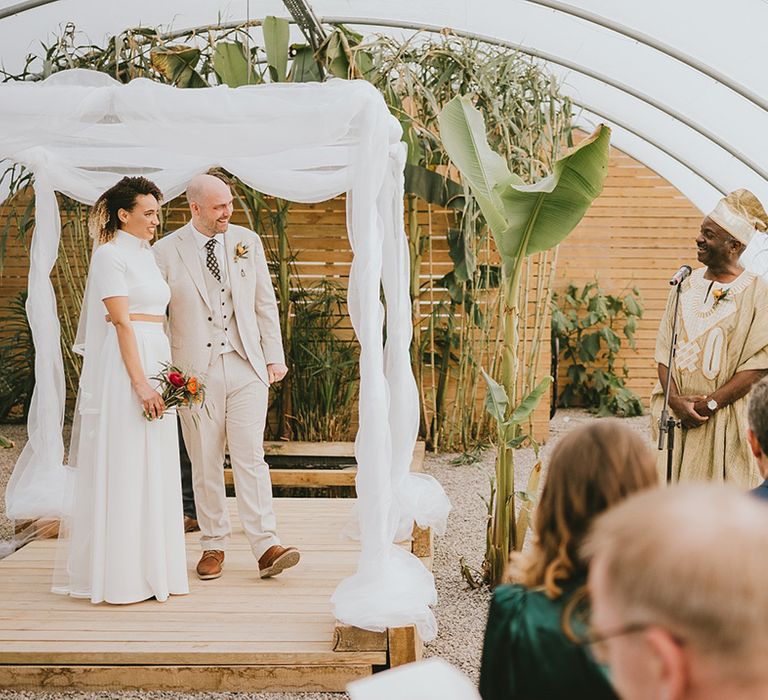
[154,173,300,581]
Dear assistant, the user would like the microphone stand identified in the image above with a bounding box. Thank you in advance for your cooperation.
[658,281,683,483]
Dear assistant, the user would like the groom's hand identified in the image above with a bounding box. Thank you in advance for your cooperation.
[267,363,288,384]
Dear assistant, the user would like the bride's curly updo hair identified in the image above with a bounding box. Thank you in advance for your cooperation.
[88,176,163,244]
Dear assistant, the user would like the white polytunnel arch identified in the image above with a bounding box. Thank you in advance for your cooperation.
[3,0,767,211]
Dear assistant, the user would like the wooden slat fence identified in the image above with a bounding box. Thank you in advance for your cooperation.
[0,142,701,442]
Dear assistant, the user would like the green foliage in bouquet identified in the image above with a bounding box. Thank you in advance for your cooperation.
[144,362,208,421]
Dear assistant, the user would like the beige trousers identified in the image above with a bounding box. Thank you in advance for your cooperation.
[179,351,279,560]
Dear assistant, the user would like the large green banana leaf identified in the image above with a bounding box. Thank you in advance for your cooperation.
[437,96,515,237]
[497,125,610,259]
[438,95,610,270]
[289,45,322,82]
[263,16,289,83]
[213,41,253,87]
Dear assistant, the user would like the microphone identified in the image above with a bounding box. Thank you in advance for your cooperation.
[669,265,692,286]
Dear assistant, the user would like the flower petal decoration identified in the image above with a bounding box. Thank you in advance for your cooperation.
[234,241,250,262]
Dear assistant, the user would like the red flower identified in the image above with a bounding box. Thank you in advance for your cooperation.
[168,371,186,388]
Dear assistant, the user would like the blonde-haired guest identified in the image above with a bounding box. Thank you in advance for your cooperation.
[582,484,768,700]
[479,421,658,700]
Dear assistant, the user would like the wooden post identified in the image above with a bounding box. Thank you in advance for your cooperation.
[387,625,422,668]
[411,525,433,560]
[14,518,59,540]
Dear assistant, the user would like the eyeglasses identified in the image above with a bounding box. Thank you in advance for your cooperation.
[573,622,653,665]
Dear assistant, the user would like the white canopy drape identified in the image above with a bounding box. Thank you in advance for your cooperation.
[0,69,450,639]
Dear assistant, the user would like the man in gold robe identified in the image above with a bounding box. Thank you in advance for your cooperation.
[651,189,768,486]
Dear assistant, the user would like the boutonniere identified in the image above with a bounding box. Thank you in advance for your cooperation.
[234,242,249,262]
[712,288,730,307]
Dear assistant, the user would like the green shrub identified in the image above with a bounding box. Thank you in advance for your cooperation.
[551,281,644,417]
[287,281,359,441]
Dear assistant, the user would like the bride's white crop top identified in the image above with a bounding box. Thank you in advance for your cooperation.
[89,230,170,316]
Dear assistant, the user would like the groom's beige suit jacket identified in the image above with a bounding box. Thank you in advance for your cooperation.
[152,222,284,385]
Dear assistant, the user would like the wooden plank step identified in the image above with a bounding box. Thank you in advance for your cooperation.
[264,441,356,457]
[225,441,427,488]
[0,643,386,665]
[0,664,373,692]
[229,468,356,488]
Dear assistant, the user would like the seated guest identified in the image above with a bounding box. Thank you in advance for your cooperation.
[582,484,768,700]
[747,376,768,501]
[479,421,658,700]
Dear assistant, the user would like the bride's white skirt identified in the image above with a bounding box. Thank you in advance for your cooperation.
[54,322,189,604]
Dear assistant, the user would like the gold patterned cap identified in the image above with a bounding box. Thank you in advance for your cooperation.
[707,189,768,245]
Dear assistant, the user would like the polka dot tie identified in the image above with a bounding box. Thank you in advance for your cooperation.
[205,238,221,283]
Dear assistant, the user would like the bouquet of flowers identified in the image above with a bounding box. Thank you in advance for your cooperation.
[144,362,207,420]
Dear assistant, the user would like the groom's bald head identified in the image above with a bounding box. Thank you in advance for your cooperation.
[187,174,233,236]
[186,174,230,206]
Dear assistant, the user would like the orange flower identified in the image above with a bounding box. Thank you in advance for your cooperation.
[186,376,198,395]
[712,288,730,306]
[234,241,249,262]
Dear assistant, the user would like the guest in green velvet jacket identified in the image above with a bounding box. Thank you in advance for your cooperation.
[479,420,659,700]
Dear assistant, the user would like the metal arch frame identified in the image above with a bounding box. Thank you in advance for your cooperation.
[316,16,768,182]
[2,4,764,183]
[0,0,58,21]
[0,0,765,114]
[155,13,765,188]
[525,0,768,114]
[570,102,727,195]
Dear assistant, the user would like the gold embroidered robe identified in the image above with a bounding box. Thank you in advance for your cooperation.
[650,268,768,486]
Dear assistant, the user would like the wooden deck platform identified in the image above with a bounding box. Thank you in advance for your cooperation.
[0,498,427,692]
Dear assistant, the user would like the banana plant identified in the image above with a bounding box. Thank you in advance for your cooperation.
[212,40,253,87]
[438,96,610,586]
[263,15,289,83]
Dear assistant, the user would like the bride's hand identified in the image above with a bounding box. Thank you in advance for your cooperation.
[135,382,165,420]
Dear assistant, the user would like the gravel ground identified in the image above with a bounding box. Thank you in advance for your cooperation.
[0,409,650,699]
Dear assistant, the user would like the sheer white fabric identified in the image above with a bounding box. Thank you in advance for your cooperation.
[0,70,450,638]
[348,658,481,700]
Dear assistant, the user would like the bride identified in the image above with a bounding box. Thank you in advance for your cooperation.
[54,176,188,604]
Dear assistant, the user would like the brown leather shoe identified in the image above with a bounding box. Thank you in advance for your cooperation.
[184,516,200,533]
[196,550,225,580]
[258,545,300,578]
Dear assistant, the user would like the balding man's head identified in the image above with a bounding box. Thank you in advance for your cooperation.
[583,484,768,699]
[186,174,234,235]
